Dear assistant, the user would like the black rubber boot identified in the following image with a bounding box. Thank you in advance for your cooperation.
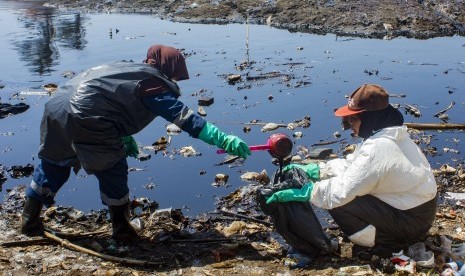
[109,203,139,242]
[20,197,44,236]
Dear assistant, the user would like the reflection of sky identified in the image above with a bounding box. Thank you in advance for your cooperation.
[4,2,87,75]
[0,1,464,216]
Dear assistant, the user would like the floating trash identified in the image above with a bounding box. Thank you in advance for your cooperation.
[149,136,169,151]
[261,122,280,132]
[166,123,181,134]
[42,83,58,93]
[404,104,422,117]
[137,153,151,161]
[287,116,311,130]
[293,131,303,139]
[227,74,241,83]
[143,183,156,190]
[62,71,76,78]
[19,91,50,96]
[240,170,269,184]
[197,106,207,116]
[212,174,229,187]
[437,113,450,122]
[443,148,460,154]
[179,146,198,157]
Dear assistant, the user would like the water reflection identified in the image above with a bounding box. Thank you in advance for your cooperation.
[13,4,86,75]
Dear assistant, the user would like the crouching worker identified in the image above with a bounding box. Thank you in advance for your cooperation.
[266,84,437,259]
[21,44,251,241]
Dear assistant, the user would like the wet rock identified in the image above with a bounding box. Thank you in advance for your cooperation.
[198,96,214,106]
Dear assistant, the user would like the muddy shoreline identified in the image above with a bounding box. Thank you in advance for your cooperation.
[40,0,465,39]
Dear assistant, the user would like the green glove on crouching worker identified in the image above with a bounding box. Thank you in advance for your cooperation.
[283,163,320,182]
[121,136,139,158]
[266,182,314,204]
[198,122,251,159]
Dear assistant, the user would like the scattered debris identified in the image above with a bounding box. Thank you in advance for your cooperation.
[0,103,30,118]
[212,173,229,187]
[404,104,422,117]
[7,164,34,178]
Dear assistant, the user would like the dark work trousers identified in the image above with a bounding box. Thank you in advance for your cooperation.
[328,194,437,249]
[27,157,129,207]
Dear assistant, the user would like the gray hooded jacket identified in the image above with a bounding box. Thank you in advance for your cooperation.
[38,61,179,172]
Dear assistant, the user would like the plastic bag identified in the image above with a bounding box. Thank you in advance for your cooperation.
[256,167,333,257]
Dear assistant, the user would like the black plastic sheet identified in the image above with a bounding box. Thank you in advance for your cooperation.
[257,167,332,257]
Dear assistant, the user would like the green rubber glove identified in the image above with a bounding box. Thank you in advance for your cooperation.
[266,182,313,204]
[121,136,139,158]
[283,163,320,181]
[198,122,251,159]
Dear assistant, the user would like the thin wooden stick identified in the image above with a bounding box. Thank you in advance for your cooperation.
[169,238,233,243]
[311,138,346,147]
[1,238,51,247]
[44,231,163,266]
[219,210,273,227]
[46,228,108,239]
[404,122,465,130]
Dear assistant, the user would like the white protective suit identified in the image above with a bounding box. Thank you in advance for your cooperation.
[311,125,437,211]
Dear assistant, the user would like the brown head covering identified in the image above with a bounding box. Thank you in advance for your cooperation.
[334,84,389,117]
[144,45,189,81]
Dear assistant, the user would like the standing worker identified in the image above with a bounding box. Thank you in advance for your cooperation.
[267,84,437,258]
[21,44,251,241]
